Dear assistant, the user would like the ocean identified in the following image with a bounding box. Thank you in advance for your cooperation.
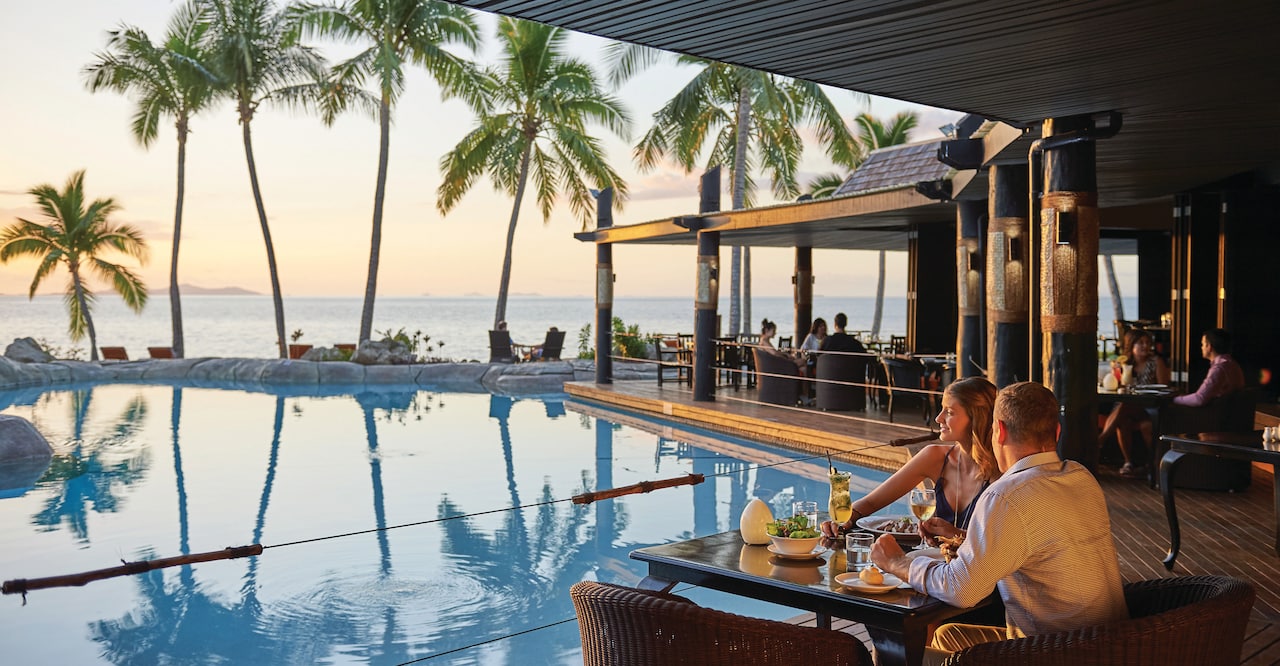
[0,294,915,362]
[1,293,1137,362]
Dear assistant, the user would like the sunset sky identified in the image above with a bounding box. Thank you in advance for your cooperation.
[0,0,964,300]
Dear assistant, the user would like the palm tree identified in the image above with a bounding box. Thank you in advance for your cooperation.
[286,0,481,344]
[199,0,328,358]
[608,45,859,336]
[84,3,218,359]
[0,171,148,361]
[807,111,918,338]
[438,18,630,329]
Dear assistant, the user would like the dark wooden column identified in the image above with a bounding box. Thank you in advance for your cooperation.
[1135,230,1171,322]
[956,200,986,377]
[594,188,614,384]
[907,223,957,354]
[1220,187,1280,398]
[987,164,1029,387]
[1040,115,1100,468]
[794,247,813,343]
[693,168,721,402]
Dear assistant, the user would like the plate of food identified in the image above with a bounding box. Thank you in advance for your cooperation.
[855,515,922,546]
[834,569,902,594]
[904,546,943,560]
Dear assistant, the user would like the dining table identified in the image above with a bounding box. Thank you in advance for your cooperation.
[1096,385,1177,486]
[1159,430,1280,569]
[631,530,998,666]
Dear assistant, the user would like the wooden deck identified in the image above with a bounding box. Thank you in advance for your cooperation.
[566,379,1280,664]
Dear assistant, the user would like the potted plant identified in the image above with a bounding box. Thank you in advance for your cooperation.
[288,329,312,359]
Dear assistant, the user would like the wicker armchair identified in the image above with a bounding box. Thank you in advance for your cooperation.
[942,575,1255,665]
[815,351,868,411]
[753,349,802,406]
[570,581,871,666]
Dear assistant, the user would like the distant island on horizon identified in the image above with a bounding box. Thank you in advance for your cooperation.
[174,283,262,296]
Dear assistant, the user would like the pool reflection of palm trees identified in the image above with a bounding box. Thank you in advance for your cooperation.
[34,388,150,541]
[27,388,830,662]
[91,391,365,663]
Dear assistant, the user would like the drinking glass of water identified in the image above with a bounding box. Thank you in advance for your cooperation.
[846,533,874,571]
[792,501,819,530]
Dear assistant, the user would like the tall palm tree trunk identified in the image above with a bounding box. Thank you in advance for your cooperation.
[359,97,392,343]
[494,144,533,329]
[871,250,886,338]
[71,266,100,361]
[1103,253,1124,322]
[743,247,752,333]
[240,114,288,358]
[170,118,189,358]
[730,86,751,335]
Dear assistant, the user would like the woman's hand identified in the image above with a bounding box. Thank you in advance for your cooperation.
[917,517,962,546]
[819,518,849,539]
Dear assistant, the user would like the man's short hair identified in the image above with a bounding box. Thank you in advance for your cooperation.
[1203,328,1231,354]
[994,382,1059,446]
[834,312,848,329]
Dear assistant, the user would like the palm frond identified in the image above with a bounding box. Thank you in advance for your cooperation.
[806,172,848,198]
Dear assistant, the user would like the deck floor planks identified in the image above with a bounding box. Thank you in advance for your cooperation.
[572,379,1280,664]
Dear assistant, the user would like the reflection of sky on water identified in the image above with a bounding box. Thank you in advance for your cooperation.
[0,383,897,664]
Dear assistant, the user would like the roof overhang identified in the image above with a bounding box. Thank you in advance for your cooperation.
[447,1,1280,207]
[575,184,953,251]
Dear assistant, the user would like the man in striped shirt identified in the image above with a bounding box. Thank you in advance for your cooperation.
[872,382,1128,663]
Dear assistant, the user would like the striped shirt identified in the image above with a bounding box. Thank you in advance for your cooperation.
[908,451,1128,638]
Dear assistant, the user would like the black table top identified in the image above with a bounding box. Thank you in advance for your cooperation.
[1162,431,1280,464]
[632,531,951,620]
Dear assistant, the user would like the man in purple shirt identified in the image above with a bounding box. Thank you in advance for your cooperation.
[1173,328,1244,407]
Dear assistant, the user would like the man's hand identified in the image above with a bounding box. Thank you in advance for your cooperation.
[918,517,963,546]
[870,534,910,579]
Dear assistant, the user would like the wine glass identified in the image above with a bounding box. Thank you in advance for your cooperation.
[908,488,936,549]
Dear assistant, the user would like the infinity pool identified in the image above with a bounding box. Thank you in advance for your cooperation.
[0,383,899,665]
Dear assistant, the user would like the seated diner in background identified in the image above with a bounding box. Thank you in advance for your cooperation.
[495,320,519,359]
[759,318,805,374]
[800,318,827,352]
[820,377,998,542]
[871,382,1129,665]
[1172,327,1244,407]
[819,312,866,355]
[1099,328,1171,478]
[527,326,559,360]
[799,318,826,369]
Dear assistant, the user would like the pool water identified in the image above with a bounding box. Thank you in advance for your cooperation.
[0,383,900,665]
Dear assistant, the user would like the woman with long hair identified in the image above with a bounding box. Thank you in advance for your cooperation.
[821,377,999,541]
[1100,328,1170,477]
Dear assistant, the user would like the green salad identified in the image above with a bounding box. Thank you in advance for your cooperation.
[765,514,820,539]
